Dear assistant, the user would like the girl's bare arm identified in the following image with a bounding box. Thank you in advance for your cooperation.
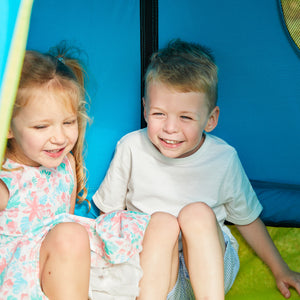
[67,153,77,214]
[0,179,9,211]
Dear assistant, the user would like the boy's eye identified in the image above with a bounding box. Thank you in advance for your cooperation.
[181,116,193,120]
[151,112,165,117]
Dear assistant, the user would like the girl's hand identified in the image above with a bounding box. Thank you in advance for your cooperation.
[276,268,300,298]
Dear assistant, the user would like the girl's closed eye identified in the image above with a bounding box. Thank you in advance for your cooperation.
[64,118,77,125]
[34,124,48,130]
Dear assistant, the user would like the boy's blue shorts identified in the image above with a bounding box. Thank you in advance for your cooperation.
[167,231,240,300]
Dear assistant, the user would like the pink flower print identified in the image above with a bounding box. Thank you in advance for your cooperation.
[24,192,45,222]
[44,187,50,194]
[61,192,66,202]
[7,220,18,234]
[65,174,71,183]
[19,254,26,263]
[10,170,22,187]
[3,278,13,291]
[124,222,139,234]
[7,209,19,218]
[43,208,55,219]
[36,174,46,189]
[24,265,35,283]
[21,294,30,300]
[26,181,33,190]
[61,192,70,205]
[50,176,59,187]
[0,257,7,273]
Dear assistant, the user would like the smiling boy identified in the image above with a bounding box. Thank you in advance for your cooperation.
[93,39,300,299]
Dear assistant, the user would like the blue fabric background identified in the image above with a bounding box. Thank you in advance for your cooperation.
[0,0,22,98]
[2,0,299,224]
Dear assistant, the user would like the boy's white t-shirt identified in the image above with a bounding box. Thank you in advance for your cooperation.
[93,128,263,251]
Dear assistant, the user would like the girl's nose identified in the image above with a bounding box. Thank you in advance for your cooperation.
[163,117,178,133]
[50,126,66,144]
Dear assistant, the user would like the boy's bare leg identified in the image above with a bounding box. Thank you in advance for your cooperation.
[138,212,180,300]
[179,202,225,300]
[39,222,91,300]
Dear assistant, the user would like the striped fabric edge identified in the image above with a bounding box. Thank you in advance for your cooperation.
[0,0,34,163]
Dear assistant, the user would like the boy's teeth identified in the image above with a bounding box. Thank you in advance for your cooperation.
[165,139,178,144]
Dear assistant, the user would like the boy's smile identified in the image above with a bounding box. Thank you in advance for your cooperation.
[144,82,219,158]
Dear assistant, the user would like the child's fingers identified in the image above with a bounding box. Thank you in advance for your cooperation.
[277,281,291,299]
[293,278,300,295]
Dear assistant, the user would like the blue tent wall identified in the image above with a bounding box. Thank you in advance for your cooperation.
[0,1,20,86]
[1,0,299,224]
[159,0,300,186]
[27,0,141,217]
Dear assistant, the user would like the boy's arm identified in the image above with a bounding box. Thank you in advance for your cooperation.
[93,142,131,213]
[236,217,300,298]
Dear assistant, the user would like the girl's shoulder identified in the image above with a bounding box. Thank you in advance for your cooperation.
[1,158,22,170]
[0,156,73,184]
[0,159,22,211]
[65,152,75,175]
[0,159,22,185]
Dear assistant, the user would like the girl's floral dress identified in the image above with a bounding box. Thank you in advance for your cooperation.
[0,157,150,299]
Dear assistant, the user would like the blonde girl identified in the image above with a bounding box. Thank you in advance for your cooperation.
[0,45,151,300]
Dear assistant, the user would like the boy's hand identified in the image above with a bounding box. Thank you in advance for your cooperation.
[276,268,300,298]
[236,218,300,298]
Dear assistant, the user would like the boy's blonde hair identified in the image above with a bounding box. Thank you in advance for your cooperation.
[145,39,218,113]
[6,43,89,204]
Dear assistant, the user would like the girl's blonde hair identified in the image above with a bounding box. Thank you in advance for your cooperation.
[6,43,89,205]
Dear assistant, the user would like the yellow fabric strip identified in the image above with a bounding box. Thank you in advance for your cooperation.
[0,0,34,163]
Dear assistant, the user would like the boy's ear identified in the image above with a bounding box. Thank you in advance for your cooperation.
[142,97,148,124]
[205,106,220,132]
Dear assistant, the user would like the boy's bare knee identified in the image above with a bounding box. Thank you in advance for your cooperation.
[178,202,216,230]
[150,212,180,238]
[151,212,179,227]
